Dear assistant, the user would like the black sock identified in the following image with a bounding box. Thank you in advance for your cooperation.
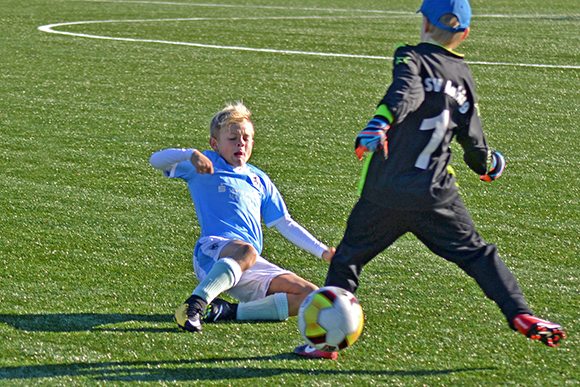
[184,294,208,314]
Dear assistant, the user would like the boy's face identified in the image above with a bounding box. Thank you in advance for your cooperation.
[210,119,254,167]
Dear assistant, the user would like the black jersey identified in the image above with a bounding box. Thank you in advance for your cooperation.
[362,42,490,210]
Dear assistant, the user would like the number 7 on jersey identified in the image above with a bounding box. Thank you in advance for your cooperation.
[415,110,450,170]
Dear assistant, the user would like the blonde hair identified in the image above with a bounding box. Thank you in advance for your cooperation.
[429,14,463,46]
[210,102,252,138]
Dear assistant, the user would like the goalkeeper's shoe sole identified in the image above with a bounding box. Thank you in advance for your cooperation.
[174,303,202,333]
[202,298,238,323]
[513,314,566,347]
[293,344,338,360]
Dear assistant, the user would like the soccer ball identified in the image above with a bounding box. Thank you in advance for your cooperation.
[297,286,364,352]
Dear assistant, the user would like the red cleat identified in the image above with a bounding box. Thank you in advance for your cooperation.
[293,344,338,359]
[513,314,566,347]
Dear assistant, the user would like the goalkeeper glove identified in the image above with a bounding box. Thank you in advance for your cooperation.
[480,151,505,181]
[355,117,390,161]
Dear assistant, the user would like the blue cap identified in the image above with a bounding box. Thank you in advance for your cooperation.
[418,0,471,32]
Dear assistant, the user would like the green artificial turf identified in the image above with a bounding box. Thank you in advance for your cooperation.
[0,0,578,385]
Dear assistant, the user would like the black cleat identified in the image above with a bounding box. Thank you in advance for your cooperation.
[174,295,207,333]
[202,298,238,323]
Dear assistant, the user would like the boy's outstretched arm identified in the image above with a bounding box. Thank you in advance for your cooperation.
[272,217,335,263]
[150,148,214,174]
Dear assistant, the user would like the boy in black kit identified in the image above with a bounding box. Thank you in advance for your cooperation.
[296,0,565,358]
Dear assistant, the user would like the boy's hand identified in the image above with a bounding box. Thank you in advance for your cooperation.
[355,117,390,160]
[321,247,336,263]
[191,150,214,174]
[480,151,505,182]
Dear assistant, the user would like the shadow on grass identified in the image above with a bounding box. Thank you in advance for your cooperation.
[0,313,175,332]
[0,313,293,333]
[0,357,496,382]
[0,314,496,382]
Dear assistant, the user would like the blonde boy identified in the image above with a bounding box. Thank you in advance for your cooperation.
[150,103,334,350]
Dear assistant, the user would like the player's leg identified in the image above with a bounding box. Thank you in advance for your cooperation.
[300,198,404,360]
[191,239,256,301]
[203,256,299,322]
[410,198,532,322]
[176,238,256,333]
[217,239,258,270]
[226,273,314,322]
[411,196,565,346]
[325,197,406,293]
[266,274,318,316]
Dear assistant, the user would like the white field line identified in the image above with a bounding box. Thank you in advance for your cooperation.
[38,13,580,69]
[37,16,396,60]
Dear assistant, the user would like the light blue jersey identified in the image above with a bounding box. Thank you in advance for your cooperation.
[165,151,288,254]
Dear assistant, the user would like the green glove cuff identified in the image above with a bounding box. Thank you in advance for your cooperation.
[375,104,393,124]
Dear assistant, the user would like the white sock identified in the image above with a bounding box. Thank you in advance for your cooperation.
[236,293,289,321]
[192,257,242,303]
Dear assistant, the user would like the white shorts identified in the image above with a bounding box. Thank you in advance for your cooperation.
[193,236,294,303]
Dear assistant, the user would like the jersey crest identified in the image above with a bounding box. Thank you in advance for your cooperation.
[249,173,263,192]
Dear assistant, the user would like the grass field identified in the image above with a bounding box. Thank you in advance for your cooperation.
[1,0,579,385]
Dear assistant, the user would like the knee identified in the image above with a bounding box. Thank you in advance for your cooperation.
[301,282,318,296]
[238,244,258,270]
[294,283,317,307]
[287,287,316,317]
[220,241,258,271]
